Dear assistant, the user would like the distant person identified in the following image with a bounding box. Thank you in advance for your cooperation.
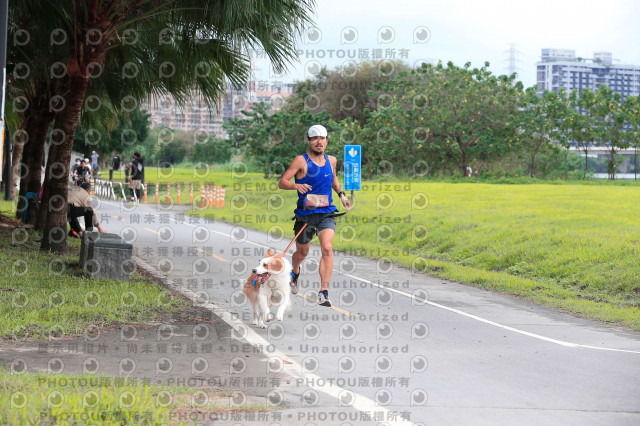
[124,160,131,182]
[73,159,91,186]
[129,151,144,204]
[84,158,92,178]
[110,153,121,181]
[83,158,92,177]
[112,153,121,171]
[67,182,105,238]
[91,151,99,172]
[71,158,82,185]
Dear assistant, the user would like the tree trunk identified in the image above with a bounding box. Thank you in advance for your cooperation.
[609,148,616,180]
[10,122,26,200]
[16,111,53,221]
[15,124,30,220]
[37,141,57,232]
[25,121,49,195]
[529,145,539,178]
[15,79,56,220]
[459,147,469,177]
[41,75,89,253]
[582,148,589,179]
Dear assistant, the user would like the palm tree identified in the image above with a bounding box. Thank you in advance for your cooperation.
[6,1,68,212]
[8,0,317,252]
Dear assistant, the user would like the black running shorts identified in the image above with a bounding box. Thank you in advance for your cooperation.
[293,213,336,244]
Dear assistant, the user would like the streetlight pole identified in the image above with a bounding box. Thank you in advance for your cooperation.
[0,0,10,201]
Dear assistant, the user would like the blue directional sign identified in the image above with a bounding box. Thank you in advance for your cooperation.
[344,145,361,191]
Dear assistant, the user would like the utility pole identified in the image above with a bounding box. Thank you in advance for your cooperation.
[0,0,10,200]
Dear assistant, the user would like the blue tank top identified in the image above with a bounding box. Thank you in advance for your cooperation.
[294,153,337,216]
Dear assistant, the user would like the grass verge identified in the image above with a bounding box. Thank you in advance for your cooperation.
[0,368,270,425]
[0,201,188,341]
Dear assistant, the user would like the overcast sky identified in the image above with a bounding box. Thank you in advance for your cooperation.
[251,0,640,88]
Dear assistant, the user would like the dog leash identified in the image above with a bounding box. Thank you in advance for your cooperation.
[252,219,314,286]
[251,212,347,285]
[274,211,346,259]
[252,218,322,286]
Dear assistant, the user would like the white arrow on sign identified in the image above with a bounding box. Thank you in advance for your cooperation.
[348,147,357,157]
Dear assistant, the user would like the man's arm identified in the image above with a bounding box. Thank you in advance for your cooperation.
[278,156,312,193]
[93,214,106,232]
[329,156,342,193]
[81,191,105,232]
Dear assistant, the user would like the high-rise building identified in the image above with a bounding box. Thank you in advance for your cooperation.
[143,82,295,139]
[536,49,640,99]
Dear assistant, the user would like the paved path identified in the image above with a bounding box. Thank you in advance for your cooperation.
[98,199,640,425]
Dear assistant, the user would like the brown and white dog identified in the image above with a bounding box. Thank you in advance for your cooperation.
[242,249,293,328]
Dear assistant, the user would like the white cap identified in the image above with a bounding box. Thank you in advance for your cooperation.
[307,124,328,138]
[84,158,90,162]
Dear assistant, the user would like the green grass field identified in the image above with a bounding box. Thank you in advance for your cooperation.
[147,169,640,330]
[0,200,189,340]
[0,368,268,425]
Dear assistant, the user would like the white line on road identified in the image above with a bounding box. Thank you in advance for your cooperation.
[100,201,640,355]
[195,220,640,354]
[207,222,640,354]
[341,274,640,354]
[133,255,414,426]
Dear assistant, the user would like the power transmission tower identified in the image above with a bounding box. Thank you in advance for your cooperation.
[504,43,522,77]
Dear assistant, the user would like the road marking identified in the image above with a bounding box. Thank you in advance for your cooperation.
[196,247,228,263]
[197,223,640,354]
[144,227,161,235]
[297,292,357,317]
[98,201,640,355]
[133,255,412,426]
[112,215,126,222]
[340,272,640,355]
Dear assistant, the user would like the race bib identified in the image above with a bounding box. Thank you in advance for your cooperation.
[305,194,329,209]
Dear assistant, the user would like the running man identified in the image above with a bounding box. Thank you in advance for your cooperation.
[278,124,352,307]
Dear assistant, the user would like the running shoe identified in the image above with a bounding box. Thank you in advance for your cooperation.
[290,271,300,294]
[318,290,331,307]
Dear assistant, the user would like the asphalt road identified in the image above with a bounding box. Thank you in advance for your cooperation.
[97,199,640,425]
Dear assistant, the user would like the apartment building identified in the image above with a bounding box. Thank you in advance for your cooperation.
[536,49,640,99]
[144,82,295,138]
